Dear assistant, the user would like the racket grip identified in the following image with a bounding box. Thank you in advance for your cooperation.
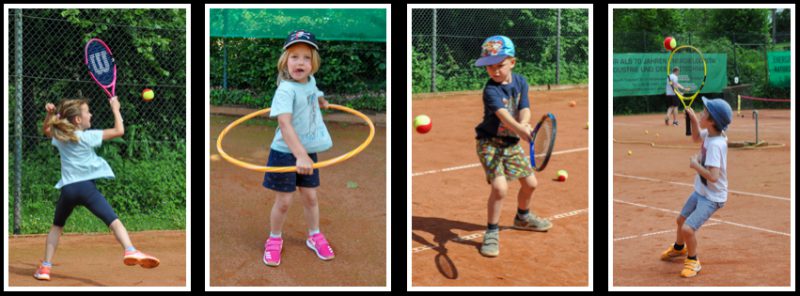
[685,112,691,136]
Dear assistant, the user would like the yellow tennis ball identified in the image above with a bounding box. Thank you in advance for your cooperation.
[656,133,660,138]
[142,88,155,102]
[627,150,633,156]
[585,121,589,129]
[644,130,649,135]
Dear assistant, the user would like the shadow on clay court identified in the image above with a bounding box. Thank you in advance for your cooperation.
[9,264,107,286]
[412,216,486,279]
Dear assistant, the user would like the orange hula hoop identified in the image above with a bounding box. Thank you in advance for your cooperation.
[216,104,375,172]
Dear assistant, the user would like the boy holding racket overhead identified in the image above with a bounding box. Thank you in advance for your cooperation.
[261,30,334,267]
[660,97,732,278]
[473,35,552,257]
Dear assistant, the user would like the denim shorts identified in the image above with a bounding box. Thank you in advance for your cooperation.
[680,191,725,231]
[262,149,320,192]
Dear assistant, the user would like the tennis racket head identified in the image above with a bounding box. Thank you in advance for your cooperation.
[667,45,707,136]
[85,38,117,97]
[529,113,557,172]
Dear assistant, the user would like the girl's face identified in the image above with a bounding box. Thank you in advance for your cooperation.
[74,103,92,130]
[286,43,314,83]
[485,58,515,84]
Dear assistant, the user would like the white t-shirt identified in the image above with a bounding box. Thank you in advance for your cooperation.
[51,130,115,189]
[666,73,679,96]
[693,129,728,202]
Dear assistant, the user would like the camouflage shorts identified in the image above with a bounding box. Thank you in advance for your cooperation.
[476,138,534,184]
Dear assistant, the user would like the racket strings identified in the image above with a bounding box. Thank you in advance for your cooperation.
[533,120,552,159]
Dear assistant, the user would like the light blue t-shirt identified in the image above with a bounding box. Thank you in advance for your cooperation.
[269,76,333,154]
[693,129,728,202]
[51,130,115,189]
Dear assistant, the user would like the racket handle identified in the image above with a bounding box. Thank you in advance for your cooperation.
[685,111,691,136]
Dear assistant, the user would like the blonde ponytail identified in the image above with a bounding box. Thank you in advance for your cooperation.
[49,99,88,143]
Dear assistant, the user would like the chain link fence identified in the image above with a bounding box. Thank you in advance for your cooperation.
[411,9,589,94]
[8,9,187,234]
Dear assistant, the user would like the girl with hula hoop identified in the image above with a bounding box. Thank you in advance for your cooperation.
[261,29,335,267]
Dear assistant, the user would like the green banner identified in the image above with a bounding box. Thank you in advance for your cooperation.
[613,53,727,97]
[767,51,790,88]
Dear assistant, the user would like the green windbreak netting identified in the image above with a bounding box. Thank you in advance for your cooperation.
[210,9,386,42]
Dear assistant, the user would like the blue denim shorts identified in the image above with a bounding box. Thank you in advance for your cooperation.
[680,191,725,231]
[262,149,320,193]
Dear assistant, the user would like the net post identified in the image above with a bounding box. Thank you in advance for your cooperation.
[13,8,23,235]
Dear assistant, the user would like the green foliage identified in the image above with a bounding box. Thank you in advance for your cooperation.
[209,38,386,111]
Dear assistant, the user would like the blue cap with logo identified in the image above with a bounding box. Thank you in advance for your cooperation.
[475,35,515,67]
[283,29,319,50]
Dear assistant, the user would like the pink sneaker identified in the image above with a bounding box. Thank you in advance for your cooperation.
[306,233,335,260]
[33,263,51,281]
[123,250,160,268]
[263,237,283,267]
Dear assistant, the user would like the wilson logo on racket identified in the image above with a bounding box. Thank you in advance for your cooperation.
[88,51,111,74]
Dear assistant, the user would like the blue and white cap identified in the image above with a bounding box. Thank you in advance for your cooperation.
[475,35,515,67]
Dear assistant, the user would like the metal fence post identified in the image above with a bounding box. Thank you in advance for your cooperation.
[556,9,561,85]
[431,8,437,93]
[14,9,23,235]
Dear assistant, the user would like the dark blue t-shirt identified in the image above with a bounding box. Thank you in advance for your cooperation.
[474,73,530,145]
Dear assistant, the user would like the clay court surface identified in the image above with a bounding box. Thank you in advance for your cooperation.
[411,87,589,286]
[209,111,386,286]
[612,109,792,286]
[7,230,186,287]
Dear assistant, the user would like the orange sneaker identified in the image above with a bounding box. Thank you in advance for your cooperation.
[33,264,51,281]
[124,250,160,268]
[680,258,701,278]
[660,244,687,261]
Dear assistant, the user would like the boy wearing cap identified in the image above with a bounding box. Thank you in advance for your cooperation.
[660,97,733,278]
[473,35,552,258]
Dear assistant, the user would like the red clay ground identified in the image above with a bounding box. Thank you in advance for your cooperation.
[7,230,186,287]
[411,88,590,287]
[612,109,791,287]
[209,112,386,287]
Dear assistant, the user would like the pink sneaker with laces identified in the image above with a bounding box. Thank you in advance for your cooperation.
[306,233,335,260]
[263,237,283,267]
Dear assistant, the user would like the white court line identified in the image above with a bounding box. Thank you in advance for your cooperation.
[614,199,789,237]
[614,173,790,202]
[411,147,588,177]
[411,208,588,254]
[613,223,720,242]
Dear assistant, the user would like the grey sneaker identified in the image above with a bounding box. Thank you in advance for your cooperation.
[480,231,500,257]
[513,213,553,232]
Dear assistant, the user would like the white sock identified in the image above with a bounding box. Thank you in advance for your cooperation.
[269,232,282,238]
[309,229,320,236]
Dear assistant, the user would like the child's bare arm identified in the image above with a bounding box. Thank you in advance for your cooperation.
[277,113,314,175]
[495,108,532,142]
[690,154,720,183]
[43,103,56,138]
[102,96,125,140]
[685,108,701,143]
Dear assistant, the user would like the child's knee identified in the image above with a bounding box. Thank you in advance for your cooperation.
[522,175,537,190]
[300,188,318,207]
[274,194,293,213]
[676,215,686,225]
[680,224,694,235]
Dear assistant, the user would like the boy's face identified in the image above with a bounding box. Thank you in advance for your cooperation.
[74,103,92,130]
[485,58,515,84]
[699,107,715,131]
[286,43,313,83]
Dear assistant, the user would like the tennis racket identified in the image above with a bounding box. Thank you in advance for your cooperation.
[666,45,707,136]
[85,38,117,98]
[529,113,556,172]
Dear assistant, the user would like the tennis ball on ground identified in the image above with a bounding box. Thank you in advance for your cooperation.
[414,114,432,134]
[627,150,633,156]
[656,133,660,138]
[664,36,677,51]
[585,121,589,129]
[142,88,154,102]
[556,169,568,182]
[569,100,577,107]
[645,129,649,135]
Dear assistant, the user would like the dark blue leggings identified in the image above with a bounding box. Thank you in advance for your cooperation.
[53,180,118,227]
